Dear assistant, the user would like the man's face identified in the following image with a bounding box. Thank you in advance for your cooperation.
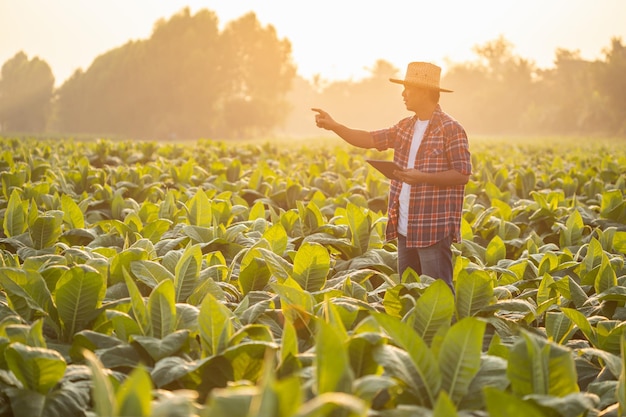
[402,85,428,112]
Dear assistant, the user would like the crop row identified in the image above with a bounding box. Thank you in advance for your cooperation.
[0,136,625,416]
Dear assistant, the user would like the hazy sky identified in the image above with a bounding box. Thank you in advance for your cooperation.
[1,0,625,86]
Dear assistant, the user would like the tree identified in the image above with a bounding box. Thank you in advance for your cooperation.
[139,8,226,139]
[218,12,296,138]
[0,52,54,132]
[55,8,224,139]
[54,8,295,140]
[442,36,536,134]
[54,41,149,136]
[597,37,626,134]
[534,49,599,134]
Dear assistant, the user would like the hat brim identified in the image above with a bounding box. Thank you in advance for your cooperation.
[389,78,453,93]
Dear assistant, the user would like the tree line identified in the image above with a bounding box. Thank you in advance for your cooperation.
[0,8,296,140]
[0,7,624,139]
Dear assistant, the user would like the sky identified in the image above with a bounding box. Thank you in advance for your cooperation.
[1,0,625,87]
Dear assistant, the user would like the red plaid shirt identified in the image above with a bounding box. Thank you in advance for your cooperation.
[370,104,471,247]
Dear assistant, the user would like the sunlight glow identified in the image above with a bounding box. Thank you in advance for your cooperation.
[1,0,625,85]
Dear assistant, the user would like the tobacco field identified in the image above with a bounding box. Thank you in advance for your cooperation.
[0,135,625,417]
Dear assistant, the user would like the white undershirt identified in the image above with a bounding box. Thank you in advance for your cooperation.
[398,118,429,236]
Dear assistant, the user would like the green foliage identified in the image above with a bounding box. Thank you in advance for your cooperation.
[0,136,624,417]
[56,264,106,340]
[5,343,66,394]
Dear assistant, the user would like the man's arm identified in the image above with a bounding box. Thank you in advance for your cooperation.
[394,169,470,186]
[311,108,376,149]
[396,122,471,186]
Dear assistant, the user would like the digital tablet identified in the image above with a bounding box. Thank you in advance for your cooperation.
[366,159,403,180]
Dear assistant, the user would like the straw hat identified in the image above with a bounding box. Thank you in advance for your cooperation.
[389,62,453,93]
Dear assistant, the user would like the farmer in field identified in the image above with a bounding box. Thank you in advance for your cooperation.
[312,61,471,294]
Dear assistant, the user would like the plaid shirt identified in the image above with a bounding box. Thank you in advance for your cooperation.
[370,104,471,247]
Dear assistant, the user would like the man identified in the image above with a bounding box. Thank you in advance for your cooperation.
[312,61,471,294]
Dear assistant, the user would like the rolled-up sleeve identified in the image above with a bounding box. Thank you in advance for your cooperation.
[370,117,415,152]
[370,128,395,152]
[445,125,472,176]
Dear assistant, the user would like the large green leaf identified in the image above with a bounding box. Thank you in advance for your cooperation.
[507,330,579,397]
[596,320,626,355]
[595,254,618,294]
[409,279,455,345]
[141,218,172,243]
[109,247,150,285]
[484,386,547,416]
[199,292,235,357]
[373,312,440,406]
[147,279,177,339]
[123,268,151,336]
[458,354,509,410]
[240,259,271,296]
[3,189,27,237]
[174,243,202,302]
[150,356,197,389]
[29,211,64,250]
[347,334,384,381]
[524,392,598,417]
[188,268,228,305]
[61,194,85,229]
[433,391,459,417]
[131,330,190,362]
[292,242,330,292]
[257,372,302,417]
[561,307,597,347]
[600,189,626,222]
[4,378,91,417]
[298,200,325,235]
[186,189,213,227]
[272,280,316,336]
[618,332,626,416]
[130,259,174,289]
[343,202,371,256]
[116,365,153,417]
[553,276,588,308]
[223,341,277,383]
[614,230,626,254]
[0,267,51,324]
[3,319,45,350]
[455,269,494,319]
[580,238,605,286]
[83,349,116,417]
[262,222,288,256]
[5,342,66,394]
[438,317,486,404]
[1,171,24,200]
[238,248,271,296]
[316,320,353,395]
[280,318,299,367]
[485,235,506,266]
[55,264,106,341]
[559,209,584,248]
[259,247,294,282]
[203,386,255,417]
[182,224,216,244]
[545,312,575,345]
